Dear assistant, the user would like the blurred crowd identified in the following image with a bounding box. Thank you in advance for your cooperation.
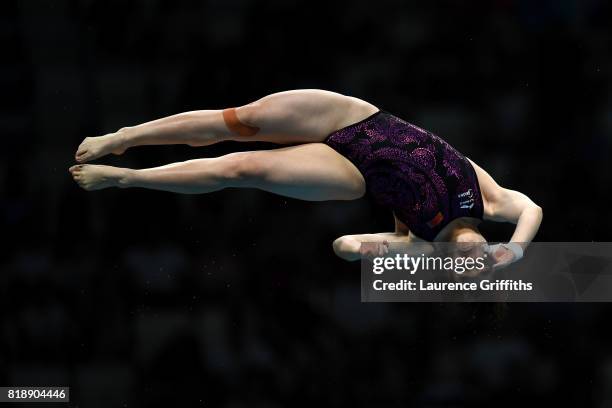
[1,0,611,406]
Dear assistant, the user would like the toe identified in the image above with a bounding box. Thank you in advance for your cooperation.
[76,154,89,163]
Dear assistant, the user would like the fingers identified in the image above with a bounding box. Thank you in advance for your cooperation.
[485,245,515,272]
[361,242,389,260]
[493,247,508,259]
[377,241,389,257]
[378,244,385,256]
[491,253,515,272]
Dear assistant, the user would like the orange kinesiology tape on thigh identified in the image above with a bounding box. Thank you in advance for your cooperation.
[222,108,260,137]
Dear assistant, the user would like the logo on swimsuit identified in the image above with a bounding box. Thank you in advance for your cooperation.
[427,211,444,228]
[458,189,474,209]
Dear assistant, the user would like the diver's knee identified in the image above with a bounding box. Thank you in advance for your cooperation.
[224,102,262,137]
[223,152,268,185]
[339,176,366,200]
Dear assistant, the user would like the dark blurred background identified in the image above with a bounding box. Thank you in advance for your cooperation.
[1,0,611,406]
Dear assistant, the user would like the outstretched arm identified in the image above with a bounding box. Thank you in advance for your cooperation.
[472,160,543,267]
[333,232,410,262]
[485,187,543,270]
[333,216,422,261]
[486,188,543,247]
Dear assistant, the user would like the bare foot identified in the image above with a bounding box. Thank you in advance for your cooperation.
[69,164,131,191]
[75,132,127,163]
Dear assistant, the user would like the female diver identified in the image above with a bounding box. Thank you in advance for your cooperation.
[69,89,542,268]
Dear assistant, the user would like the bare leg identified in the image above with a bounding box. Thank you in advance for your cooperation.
[74,89,378,163]
[70,143,366,201]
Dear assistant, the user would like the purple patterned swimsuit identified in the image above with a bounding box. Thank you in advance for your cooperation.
[324,110,484,241]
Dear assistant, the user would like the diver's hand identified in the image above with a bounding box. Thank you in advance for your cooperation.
[360,240,389,260]
[486,243,524,271]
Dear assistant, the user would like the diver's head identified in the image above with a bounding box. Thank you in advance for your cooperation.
[451,221,486,244]
[444,219,489,277]
[436,218,485,244]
